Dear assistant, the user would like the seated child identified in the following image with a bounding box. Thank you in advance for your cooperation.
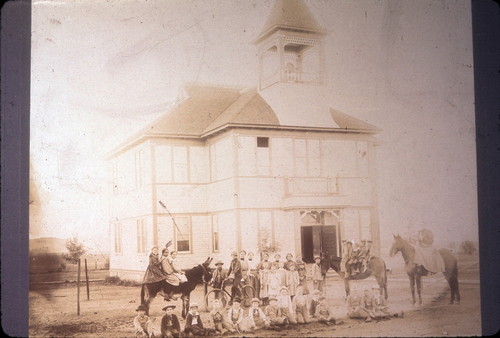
[346,288,373,322]
[184,302,208,336]
[133,305,161,338]
[247,298,270,330]
[277,286,297,324]
[210,299,231,334]
[292,286,310,324]
[372,286,404,319]
[265,296,288,326]
[308,289,321,318]
[227,297,245,333]
[314,296,341,326]
[160,304,181,338]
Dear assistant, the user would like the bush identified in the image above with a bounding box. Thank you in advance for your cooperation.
[105,275,140,287]
[460,240,477,255]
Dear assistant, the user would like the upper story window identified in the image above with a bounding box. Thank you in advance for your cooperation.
[212,215,219,253]
[174,216,191,253]
[294,139,321,177]
[257,137,270,175]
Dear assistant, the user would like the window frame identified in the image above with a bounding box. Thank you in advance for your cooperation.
[174,216,192,253]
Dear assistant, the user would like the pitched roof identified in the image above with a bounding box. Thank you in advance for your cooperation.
[109,84,379,157]
[255,0,326,43]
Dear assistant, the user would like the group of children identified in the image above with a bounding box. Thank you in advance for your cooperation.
[134,286,341,338]
[346,286,404,322]
[218,250,325,306]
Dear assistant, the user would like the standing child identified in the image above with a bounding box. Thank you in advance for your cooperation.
[283,253,296,270]
[247,252,260,299]
[292,286,310,324]
[295,254,310,295]
[311,256,324,293]
[277,287,297,324]
[210,299,231,334]
[160,304,181,338]
[285,264,300,299]
[267,264,281,298]
[247,298,270,330]
[265,296,288,327]
[308,289,321,318]
[258,253,272,305]
[133,305,161,338]
[184,302,207,336]
[314,296,341,326]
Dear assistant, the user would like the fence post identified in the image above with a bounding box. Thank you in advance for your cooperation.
[77,259,81,315]
[85,258,90,300]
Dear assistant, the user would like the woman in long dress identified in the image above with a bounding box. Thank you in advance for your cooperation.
[142,247,169,284]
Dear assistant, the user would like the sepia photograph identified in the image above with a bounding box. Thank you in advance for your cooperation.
[29,0,480,336]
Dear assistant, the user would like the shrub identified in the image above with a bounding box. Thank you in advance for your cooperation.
[460,240,477,255]
[105,275,140,287]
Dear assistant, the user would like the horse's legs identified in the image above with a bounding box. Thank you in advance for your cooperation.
[344,279,350,299]
[446,274,460,305]
[416,275,423,305]
[181,294,190,318]
[408,273,416,305]
[375,273,388,300]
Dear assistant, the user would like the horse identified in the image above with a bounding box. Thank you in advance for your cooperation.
[320,251,388,300]
[140,257,213,317]
[389,234,460,305]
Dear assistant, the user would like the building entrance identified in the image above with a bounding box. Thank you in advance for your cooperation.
[301,225,339,263]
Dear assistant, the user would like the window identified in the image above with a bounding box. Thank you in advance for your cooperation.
[257,137,270,175]
[175,217,191,252]
[294,139,321,177]
[212,215,219,253]
[257,137,269,148]
[136,219,147,253]
[114,223,122,253]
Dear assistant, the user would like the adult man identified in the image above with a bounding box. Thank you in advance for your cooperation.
[228,251,242,304]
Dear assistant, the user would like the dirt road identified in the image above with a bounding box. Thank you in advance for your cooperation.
[29,254,481,337]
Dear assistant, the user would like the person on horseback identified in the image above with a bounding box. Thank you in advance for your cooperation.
[414,229,445,275]
[159,248,181,301]
[142,247,170,285]
[343,240,355,278]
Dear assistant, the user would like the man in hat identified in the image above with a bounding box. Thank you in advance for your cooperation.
[209,260,227,300]
[184,302,207,336]
[277,286,297,324]
[133,304,161,338]
[311,256,324,293]
[227,251,242,304]
[160,304,181,338]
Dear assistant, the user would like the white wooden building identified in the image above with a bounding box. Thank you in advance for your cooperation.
[108,0,381,281]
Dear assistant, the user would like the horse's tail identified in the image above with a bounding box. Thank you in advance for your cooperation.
[140,283,146,305]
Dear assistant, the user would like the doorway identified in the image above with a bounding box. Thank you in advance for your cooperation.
[301,225,339,263]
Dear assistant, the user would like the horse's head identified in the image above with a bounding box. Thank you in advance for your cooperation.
[201,257,213,283]
[320,251,330,275]
[389,234,404,257]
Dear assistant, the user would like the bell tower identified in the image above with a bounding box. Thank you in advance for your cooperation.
[254,0,327,91]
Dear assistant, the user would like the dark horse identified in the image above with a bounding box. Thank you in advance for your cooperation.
[140,257,213,317]
[320,252,388,299]
[389,234,460,305]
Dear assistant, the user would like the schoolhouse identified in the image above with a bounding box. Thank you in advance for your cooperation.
[108,0,381,281]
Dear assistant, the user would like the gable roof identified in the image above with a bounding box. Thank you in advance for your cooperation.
[255,0,326,43]
[108,84,379,158]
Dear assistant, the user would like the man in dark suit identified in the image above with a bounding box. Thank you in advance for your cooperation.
[210,260,228,300]
[228,251,242,304]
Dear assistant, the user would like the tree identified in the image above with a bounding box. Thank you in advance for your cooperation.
[460,240,477,255]
[63,237,87,264]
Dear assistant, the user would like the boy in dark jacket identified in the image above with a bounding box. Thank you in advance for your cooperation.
[184,302,208,336]
[160,304,181,338]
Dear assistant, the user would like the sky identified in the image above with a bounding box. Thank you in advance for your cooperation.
[30,0,477,254]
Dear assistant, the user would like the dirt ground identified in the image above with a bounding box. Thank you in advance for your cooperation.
[29,254,481,337]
